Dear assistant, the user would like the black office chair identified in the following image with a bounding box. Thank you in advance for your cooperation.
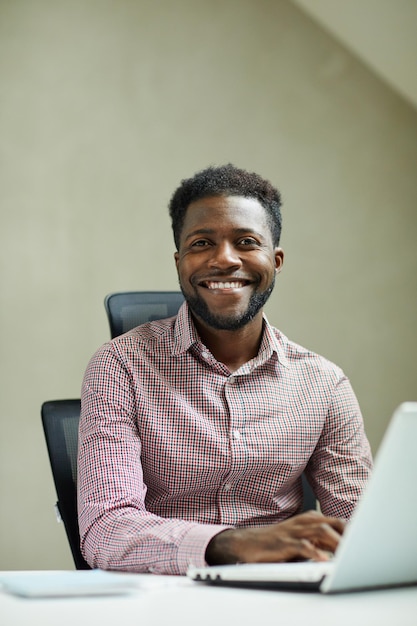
[104,291,185,339]
[41,399,90,569]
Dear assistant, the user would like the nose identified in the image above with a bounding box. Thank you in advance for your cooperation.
[207,241,242,269]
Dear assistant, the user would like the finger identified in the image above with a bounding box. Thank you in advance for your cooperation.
[294,511,346,545]
[307,523,342,553]
[271,538,332,563]
[288,514,344,552]
[249,535,333,564]
[322,516,346,535]
[298,539,333,562]
[296,510,346,534]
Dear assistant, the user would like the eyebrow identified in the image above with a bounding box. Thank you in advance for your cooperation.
[184,227,266,242]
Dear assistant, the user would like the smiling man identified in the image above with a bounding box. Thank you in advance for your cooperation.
[78,164,373,573]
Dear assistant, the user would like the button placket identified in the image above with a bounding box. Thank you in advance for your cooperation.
[218,373,248,523]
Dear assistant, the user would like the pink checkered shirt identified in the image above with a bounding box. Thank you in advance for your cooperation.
[78,303,372,574]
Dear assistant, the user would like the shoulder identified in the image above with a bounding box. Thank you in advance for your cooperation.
[88,317,177,368]
[118,316,176,345]
[271,326,345,382]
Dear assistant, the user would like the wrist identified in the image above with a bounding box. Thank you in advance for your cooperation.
[205,529,239,565]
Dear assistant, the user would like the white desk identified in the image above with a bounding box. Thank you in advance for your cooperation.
[1,572,416,626]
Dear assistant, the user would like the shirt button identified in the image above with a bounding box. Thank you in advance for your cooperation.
[201,351,209,359]
[228,375,236,384]
[224,483,232,492]
[232,429,241,440]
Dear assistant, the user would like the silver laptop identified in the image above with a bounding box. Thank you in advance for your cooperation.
[188,402,417,593]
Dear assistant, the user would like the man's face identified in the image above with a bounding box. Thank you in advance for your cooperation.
[174,195,283,331]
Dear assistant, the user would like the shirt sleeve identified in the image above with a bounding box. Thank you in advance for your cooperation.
[306,374,373,519]
[77,344,229,575]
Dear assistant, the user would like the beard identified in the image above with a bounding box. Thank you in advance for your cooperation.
[180,274,276,331]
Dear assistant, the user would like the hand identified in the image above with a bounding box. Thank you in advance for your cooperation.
[205,510,346,565]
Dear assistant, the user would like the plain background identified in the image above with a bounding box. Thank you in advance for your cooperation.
[1,0,416,570]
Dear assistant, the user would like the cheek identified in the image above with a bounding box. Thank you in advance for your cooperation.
[258,255,278,275]
[176,257,195,284]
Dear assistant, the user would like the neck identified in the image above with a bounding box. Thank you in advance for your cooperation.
[192,314,264,372]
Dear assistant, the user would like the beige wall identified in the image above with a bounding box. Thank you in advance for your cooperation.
[1,0,416,570]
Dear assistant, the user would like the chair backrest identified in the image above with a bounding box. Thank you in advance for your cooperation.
[104,291,185,339]
[41,399,90,569]
[301,473,316,512]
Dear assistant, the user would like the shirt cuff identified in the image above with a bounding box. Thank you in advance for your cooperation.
[176,523,232,575]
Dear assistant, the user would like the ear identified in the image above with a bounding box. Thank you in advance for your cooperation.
[274,248,284,273]
[174,251,179,272]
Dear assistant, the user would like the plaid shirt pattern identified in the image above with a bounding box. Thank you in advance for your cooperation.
[78,303,372,574]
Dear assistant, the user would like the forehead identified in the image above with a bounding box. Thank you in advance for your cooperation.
[182,195,269,233]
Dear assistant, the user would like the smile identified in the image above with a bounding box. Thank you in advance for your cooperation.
[204,281,248,290]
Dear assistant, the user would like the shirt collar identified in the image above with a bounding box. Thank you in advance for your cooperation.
[258,315,289,369]
[172,302,200,355]
[172,302,289,369]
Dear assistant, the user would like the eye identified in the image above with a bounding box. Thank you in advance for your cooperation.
[238,237,259,247]
[191,239,210,247]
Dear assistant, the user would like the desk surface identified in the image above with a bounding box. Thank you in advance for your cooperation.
[1,571,417,626]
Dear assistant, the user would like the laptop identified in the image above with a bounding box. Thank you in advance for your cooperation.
[188,402,417,593]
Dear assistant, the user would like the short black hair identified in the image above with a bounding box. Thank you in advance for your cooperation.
[168,164,282,250]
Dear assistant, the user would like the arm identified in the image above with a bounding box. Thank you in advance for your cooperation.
[77,344,228,575]
[306,375,373,519]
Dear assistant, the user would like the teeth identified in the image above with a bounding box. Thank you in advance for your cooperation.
[207,281,244,289]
